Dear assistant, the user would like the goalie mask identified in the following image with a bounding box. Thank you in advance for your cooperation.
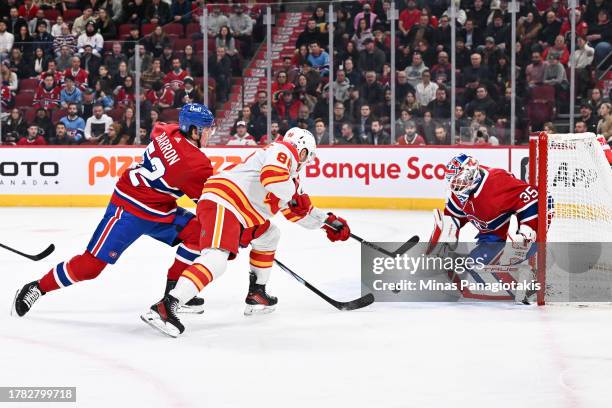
[445,154,482,200]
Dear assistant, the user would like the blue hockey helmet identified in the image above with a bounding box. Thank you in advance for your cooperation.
[445,153,482,197]
[178,103,215,134]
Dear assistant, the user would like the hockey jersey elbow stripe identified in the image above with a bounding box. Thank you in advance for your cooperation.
[261,174,291,187]
[281,208,306,223]
[261,164,290,175]
[516,200,538,221]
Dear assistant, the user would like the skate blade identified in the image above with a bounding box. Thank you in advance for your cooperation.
[178,304,205,314]
[140,311,181,338]
[244,304,276,316]
[10,290,19,317]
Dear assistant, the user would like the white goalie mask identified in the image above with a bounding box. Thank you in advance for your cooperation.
[445,154,482,201]
[283,127,317,171]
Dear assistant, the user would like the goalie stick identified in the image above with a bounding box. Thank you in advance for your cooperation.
[274,259,375,311]
[0,243,55,261]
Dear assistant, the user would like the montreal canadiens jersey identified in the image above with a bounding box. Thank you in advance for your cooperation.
[111,122,213,222]
[444,167,539,239]
[201,141,326,228]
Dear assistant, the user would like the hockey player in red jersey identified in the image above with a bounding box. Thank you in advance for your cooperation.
[427,154,539,301]
[12,103,216,317]
[141,128,352,337]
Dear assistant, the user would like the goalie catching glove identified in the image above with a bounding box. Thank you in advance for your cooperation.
[323,213,350,242]
[508,224,536,245]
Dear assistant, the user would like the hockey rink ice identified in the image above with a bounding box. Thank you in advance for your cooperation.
[1,207,611,408]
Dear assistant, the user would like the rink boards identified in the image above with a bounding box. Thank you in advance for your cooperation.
[0,146,529,209]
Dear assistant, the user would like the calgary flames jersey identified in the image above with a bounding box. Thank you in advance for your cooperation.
[444,167,539,240]
[201,141,326,229]
[111,122,213,222]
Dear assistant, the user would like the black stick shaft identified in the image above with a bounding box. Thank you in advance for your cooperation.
[274,258,374,311]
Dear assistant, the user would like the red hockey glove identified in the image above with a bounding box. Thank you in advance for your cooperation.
[288,192,312,217]
[323,213,350,242]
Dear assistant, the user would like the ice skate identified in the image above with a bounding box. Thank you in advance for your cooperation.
[141,295,185,338]
[244,272,277,316]
[12,281,45,317]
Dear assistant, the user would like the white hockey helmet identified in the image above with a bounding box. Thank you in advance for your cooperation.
[283,127,317,171]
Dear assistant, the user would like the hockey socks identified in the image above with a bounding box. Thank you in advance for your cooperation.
[39,252,106,292]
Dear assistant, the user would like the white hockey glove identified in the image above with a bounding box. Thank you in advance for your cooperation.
[508,224,536,245]
[425,209,459,258]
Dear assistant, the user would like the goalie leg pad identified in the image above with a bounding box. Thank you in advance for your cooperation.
[426,209,460,257]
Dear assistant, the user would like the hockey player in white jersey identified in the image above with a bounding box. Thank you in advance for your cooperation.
[141,128,351,337]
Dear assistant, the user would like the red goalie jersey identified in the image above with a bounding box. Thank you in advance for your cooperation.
[111,122,213,222]
[444,167,539,240]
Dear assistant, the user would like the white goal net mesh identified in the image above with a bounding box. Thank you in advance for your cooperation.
[541,133,612,303]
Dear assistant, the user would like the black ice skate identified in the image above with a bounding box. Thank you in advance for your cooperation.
[12,281,45,317]
[244,272,277,316]
[140,295,185,338]
[165,279,205,314]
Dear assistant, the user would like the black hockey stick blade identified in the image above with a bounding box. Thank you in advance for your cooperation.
[350,233,420,257]
[274,259,375,311]
[0,243,55,261]
[323,220,420,257]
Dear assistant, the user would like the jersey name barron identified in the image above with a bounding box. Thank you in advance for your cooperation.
[444,167,539,239]
[112,122,213,222]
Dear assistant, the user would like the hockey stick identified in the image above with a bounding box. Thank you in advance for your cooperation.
[324,220,420,257]
[274,259,375,311]
[349,233,420,257]
[0,242,55,261]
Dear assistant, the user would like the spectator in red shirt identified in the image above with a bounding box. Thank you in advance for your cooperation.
[399,0,421,47]
[115,75,136,107]
[64,56,89,91]
[146,81,175,110]
[542,35,570,65]
[39,60,64,85]
[275,90,302,125]
[163,57,187,91]
[18,0,39,20]
[397,121,426,145]
[271,71,295,103]
[33,73,61,110]
[18,125,47,145]
[560,9,588,38]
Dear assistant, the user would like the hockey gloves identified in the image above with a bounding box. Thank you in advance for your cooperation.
[508,224,536,245]
[323,213,350,242]
[288,192,312,217]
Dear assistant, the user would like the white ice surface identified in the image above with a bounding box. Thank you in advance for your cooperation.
[0,208,611,408]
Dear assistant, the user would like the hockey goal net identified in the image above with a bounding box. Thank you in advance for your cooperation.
[529,132,612,305]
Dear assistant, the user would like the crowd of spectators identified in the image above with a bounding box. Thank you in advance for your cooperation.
[0,0,264,145]
[1,0,611,146]
[227,0,611,146]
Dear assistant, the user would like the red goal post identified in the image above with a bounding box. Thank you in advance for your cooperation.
[529,132,612,305]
